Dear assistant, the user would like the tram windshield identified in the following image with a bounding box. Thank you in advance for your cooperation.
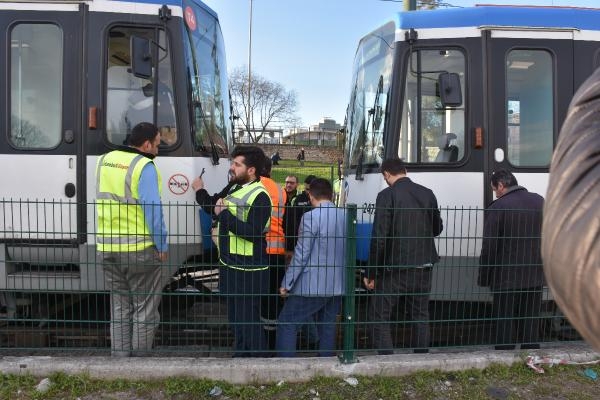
[183,1,231,155]
[345,22,395,168]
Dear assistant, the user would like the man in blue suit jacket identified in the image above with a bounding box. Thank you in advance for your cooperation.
[276,178,347,357]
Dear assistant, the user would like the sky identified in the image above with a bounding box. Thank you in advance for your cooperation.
[202,0,600,127]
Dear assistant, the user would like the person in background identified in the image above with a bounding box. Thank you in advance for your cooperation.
[271,151,281,166]
[284,175,299,207]
[96,122,168,357]
[276,178,346,357]
[259,156,287,350]
[212,145,272,357]
[297,148,305,166]
[364,158,442,355]
[284,174,316,261]
[479,169,545,351]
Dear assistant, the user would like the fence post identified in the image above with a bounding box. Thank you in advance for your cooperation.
[340,203,357,364]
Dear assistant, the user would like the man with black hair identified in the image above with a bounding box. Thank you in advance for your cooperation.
[211,145,272,357]
[284,174,316,259]
[276,178,346,357]
[479,169,544,350]
[96,122,168,357]
[364,158,442,354]
[283,175,299,207]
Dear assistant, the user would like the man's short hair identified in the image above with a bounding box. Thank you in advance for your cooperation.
[261,156,272,177]
[491,169,518,188]
[380,158,407,176]
[231,146,265,174]
[286,175,298,184]
[304,174,317,185]
[308,178,333,201]
[128,122,159,147]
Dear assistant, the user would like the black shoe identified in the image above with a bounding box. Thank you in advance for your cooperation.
[494,345,516,350]
[413,348,429,354]
[521,343,540,350]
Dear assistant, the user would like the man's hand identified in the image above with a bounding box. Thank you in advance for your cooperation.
[279,287,289,298]
[363,277,375,290]
[214,198,225,216]
[158,252,168,262]
[191,176,205,191]
[284,251,294,266]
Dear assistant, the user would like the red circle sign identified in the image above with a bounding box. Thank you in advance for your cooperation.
[168,174,190,195]
[184,6,197,31]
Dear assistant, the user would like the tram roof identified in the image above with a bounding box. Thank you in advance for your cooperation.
[0,0,218,19]
[393,6,600,32]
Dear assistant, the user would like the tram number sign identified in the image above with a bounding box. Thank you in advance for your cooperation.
[168,174,189,195]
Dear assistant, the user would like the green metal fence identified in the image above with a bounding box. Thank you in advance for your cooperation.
[0,200,579,358]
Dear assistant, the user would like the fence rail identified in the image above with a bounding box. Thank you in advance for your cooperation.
[0,201,578,358]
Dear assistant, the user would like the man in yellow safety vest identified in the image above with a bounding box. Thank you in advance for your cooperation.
[96,122,168,357]
[212,146,272,357]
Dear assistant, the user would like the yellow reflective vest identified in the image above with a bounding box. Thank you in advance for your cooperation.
[96,149,162,252]
[219,181,270,270]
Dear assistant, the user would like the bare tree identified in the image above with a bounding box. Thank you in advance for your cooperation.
[229,67,299,143]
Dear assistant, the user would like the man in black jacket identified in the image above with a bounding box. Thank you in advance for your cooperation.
[364,158,443,354]
[479,170,545,350]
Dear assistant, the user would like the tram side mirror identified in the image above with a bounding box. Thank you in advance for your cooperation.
[438,72,462,107]
[131,36,152,79]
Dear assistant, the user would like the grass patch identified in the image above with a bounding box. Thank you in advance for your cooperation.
[271,159,337,188]
[2,361,599,399]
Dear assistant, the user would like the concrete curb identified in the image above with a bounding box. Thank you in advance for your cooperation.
[1,343,597,384]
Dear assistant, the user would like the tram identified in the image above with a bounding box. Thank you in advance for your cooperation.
[342,5,600,302]
[0,0,232,295]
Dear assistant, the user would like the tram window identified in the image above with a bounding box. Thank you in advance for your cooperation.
[10,24,62,149]
[106,27,177,146]
[184,4,230,155]
[399,49,465,164]
[346,22,394,168]
[506,50,552,167]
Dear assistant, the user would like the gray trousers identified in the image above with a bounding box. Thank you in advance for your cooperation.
[368,267,432,352]
[99,247,163,357]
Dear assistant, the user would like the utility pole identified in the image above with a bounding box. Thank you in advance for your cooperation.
[247,0,253,137]
[404,0,417,11]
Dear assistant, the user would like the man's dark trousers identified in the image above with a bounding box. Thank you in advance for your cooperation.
[369,266,432,353]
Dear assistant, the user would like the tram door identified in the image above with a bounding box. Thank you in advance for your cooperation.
[0,6,84,243]
[485,29,573,205]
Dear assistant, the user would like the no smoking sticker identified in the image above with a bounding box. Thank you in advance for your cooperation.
[184,6,197,31]
[168,174,189,195]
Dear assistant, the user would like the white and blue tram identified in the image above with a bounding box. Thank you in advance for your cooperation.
[0,0,231,295]
[342,5,600,303]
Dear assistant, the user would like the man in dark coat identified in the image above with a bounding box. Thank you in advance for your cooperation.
[479,169,545,350]
[364,158,443,354]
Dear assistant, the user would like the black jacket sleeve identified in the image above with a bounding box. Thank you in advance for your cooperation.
[367,189,392,278]
[195,182,235,216]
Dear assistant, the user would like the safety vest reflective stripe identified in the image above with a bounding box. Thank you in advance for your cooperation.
[225,185,265,222]
[219,260,268,271]
[261,177,286,255]
[96,235,151,245]
[95,192,139,204]
[96,150,160,252]
[96,153,145,202]
[218,181,270,261]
